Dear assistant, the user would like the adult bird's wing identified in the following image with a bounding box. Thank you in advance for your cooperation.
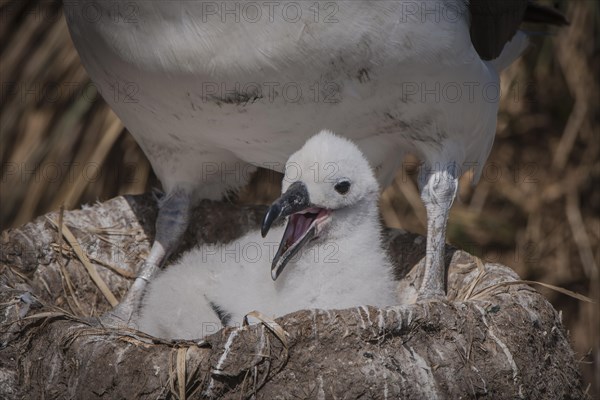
[469,0,568,60]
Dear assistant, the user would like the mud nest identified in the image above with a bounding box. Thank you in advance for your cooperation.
[0,194,583,399]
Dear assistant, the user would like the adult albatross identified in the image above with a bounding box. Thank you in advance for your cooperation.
[63,0,567,323]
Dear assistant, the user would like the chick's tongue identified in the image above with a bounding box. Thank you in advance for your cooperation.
[284,213,317,250]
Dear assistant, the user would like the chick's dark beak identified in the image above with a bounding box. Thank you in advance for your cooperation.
[261,181,318,280]
[261,181,311,238]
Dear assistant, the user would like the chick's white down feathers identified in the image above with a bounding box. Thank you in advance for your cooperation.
[138,131,397,339]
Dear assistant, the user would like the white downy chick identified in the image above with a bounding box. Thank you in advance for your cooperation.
[138,131,397,339]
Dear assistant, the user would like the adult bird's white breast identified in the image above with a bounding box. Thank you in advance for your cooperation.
[65,0,498,194]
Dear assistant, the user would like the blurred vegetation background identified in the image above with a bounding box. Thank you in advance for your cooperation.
[1,0,598,395]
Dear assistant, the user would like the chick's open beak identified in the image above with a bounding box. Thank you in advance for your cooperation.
[261,182,330,280]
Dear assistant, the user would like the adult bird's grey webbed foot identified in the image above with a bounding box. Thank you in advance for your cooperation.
[99,186,193,328]
[417,165,459,302]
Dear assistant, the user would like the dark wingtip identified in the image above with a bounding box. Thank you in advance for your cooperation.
[525,2,569,26]
[261,203,280,238]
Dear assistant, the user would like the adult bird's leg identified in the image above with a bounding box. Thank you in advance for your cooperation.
[417,164,459,301]
[102,187,192,327]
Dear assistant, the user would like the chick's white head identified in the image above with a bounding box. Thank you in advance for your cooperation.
[262,130,381,280]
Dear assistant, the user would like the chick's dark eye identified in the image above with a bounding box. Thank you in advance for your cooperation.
[334,180,351,195]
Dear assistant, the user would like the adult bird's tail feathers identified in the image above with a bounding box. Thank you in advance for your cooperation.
[488,2,568,72]
[469,0,567,61]
[524,1,569,26]
[488,31,530,72]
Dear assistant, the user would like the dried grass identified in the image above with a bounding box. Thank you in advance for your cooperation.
[46,215,119,307]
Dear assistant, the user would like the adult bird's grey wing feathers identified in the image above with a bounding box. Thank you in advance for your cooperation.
[469,0,528,60]
[469,0,567,60]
